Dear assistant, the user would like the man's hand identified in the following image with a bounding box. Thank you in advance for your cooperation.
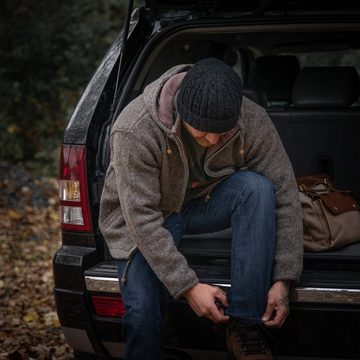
[184,283,229,324]
[262,280,290,328]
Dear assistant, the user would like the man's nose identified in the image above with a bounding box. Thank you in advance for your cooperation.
[205,133,221,144]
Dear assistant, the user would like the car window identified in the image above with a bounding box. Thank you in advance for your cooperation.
[293,49,360,73]
[285,49,360,105]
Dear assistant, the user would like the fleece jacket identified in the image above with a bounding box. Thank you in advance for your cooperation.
[99,64,304,299]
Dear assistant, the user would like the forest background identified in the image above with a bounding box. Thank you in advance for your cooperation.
[0,0,143,176]
[0,1,142,358]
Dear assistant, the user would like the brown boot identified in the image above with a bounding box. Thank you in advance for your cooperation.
[226,318,273,360]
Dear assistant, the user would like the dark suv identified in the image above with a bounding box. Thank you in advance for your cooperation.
[53,1,360,359]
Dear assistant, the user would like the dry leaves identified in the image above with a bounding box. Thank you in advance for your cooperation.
[0,162,72,359]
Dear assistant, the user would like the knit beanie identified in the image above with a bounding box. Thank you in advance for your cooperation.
[176,58,243,133]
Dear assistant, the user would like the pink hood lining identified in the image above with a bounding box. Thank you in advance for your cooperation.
[157,72,186,132]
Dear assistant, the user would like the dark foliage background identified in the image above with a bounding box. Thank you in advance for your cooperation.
[0,2,146,357]
[0,0,132,176]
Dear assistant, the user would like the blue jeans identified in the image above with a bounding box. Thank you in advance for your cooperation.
[116,171,276,360]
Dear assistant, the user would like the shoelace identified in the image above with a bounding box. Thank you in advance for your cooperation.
[231,323,270,355]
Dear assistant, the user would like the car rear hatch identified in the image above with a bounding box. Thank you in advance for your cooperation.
[87,0,360,310]
[145,0,360,15]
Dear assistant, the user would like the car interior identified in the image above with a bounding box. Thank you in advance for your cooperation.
[134,29,360,191]
[124,26,360,262]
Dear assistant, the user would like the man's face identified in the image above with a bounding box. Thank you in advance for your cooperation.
[182,121,227,148]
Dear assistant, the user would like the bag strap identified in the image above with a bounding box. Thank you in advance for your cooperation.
[296,174,328,188]
[322,178,351,194]
[298,179,358,214]
[298,177,350,195]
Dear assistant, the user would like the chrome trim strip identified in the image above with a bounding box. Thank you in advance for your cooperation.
[85,276,360,305]
[290,287,360,304]
[85,276,119,294]
[215,284,360,305]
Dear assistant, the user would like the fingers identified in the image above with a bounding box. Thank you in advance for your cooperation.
[219,307,230,323]
[184,283,229,324]
[193,298,228,324]
[261,301,275,322]
[207,301,229,324]
[214,287,229,307]
[262,280,290,328]
[204,287,229,324]
[263,304,289,328]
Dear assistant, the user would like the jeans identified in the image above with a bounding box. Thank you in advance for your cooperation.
[116,171,276,360]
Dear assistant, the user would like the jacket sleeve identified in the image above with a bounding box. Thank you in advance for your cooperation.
[243,108,304,282]
[111,130,199,299]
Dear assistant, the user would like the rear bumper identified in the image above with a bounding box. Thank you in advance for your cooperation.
[85,275,360,306]
[54,275,360,359]
[54,246,360,358]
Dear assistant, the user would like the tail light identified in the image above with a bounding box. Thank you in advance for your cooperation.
[59,145,92,232]
[91,295,125,318]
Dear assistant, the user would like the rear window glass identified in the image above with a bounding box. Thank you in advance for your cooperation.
[287,49,360,105]
[289,49,360,74]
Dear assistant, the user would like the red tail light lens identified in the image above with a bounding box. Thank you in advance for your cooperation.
[91,295,126,318]
[59,145,92,232]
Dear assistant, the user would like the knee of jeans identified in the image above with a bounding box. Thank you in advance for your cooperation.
[236,171,275,200]
[124,296,159,326]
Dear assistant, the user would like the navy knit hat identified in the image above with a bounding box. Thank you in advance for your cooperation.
[176,58,243,133]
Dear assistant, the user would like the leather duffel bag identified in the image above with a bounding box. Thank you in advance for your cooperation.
[297,174,360,252]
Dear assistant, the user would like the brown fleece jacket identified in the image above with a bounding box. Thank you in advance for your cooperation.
[99,64,303,299]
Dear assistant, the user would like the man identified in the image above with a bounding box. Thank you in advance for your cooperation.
[99,58,303,360]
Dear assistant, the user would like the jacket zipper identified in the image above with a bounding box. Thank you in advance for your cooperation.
[203,130,242,178]
[173,134,189,212]
[195,130,243,201]
[171,130,242,208]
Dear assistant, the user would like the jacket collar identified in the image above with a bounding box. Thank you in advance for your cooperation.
[150,65,242,155]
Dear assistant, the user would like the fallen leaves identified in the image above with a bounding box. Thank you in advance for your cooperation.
[7,210,22,221]
[0,162,72,359]
[23,310,40,326]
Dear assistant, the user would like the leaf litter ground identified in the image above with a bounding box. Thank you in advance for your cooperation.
[0,162,73,359]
